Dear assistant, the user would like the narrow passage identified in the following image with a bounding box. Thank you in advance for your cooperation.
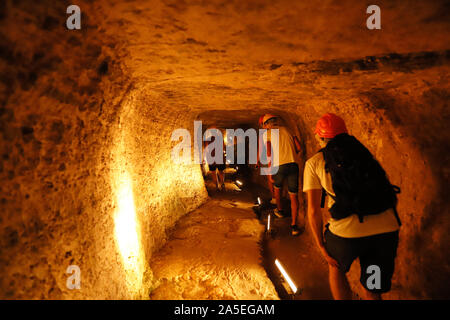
[150,175,333,300]
[149,181,278,300]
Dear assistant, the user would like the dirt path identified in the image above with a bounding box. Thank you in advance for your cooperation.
[150,177,333,300]
[149,183,279,300]
[262,214,333,299]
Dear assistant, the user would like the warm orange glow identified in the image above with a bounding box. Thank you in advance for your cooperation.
[114,170,145,293]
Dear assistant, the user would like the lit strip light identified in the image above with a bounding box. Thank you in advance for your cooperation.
[275,259,297,294]
[236,180,243,186]
[267,213,271,232]
[257,197,262,205]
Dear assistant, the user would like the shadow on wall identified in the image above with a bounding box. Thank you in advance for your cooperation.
[360,88,450,299]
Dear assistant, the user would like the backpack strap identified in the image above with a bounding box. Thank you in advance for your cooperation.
[318,148,327,209]
[320,188,337,208]
[320,188,326,208]
[393,206,402,227]
[392,185,402,226]
[357,213,364,223]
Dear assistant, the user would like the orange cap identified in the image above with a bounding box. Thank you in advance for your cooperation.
[262,114,277,124]
[258,115,265,126]
[314,113,348,138]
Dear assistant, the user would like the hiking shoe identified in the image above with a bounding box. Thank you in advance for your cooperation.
[291,225,301,236]
[273,208,284,218]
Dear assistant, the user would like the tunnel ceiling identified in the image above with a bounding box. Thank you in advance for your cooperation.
[196,109,265,129]
[91,0,449,125]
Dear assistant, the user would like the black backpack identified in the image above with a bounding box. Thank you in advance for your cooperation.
[320,133,401,225]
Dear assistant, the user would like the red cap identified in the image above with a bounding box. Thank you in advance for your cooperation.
[314,113,348,138]
[258,115,265,127]
[262,114,277,125]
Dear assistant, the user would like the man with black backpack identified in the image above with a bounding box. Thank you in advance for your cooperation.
[303,113,401,300]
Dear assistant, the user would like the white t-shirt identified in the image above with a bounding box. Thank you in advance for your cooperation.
[303,152,400,238]
[262,126,297,167]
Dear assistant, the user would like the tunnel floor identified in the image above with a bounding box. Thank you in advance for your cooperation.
[149,180,278,299]
[149,175,336,300]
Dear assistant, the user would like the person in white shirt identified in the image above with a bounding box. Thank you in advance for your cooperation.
[261,114,302,236]
[203,127,226,191]
[303,113,400,300]
[257,115,276,205]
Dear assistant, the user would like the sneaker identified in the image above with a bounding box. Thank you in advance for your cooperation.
[291,225,301,236]
[273,208,284,218]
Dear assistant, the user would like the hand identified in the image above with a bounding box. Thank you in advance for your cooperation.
[320,247,340,268]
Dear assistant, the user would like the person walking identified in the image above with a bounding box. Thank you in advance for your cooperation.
[258,115,276,205]
[261,114,302,236]
[204,127,226,191]
[303,113,401,299]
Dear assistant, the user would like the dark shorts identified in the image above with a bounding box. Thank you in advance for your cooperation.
[324,226,399,294]
[272,162,299,194]
[209,163,225,172]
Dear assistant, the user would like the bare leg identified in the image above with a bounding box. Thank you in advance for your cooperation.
[329,265,353,300]
[289,193,299,226]
[274,187,282,211]
[212,170,219,189]
[267,176,275,199]
[218,170,225,188]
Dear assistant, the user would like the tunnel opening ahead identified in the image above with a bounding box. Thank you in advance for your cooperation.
[192,112,328,299]
[0,0,449,301]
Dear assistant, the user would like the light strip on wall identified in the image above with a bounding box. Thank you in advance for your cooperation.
[114,171,144,292]
[275,259,297,294]
[267,213,271,232]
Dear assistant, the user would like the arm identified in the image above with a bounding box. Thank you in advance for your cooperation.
[257,134,264,166]
[306,189,339,267]
[265,140,275,182]
[266,140,272,168]
[293,136,301,154]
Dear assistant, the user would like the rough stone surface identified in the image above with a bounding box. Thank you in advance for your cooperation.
[150,195,278,300]
[0,0,449,299]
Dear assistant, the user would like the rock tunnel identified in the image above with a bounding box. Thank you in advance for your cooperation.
[0,0,449,300]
